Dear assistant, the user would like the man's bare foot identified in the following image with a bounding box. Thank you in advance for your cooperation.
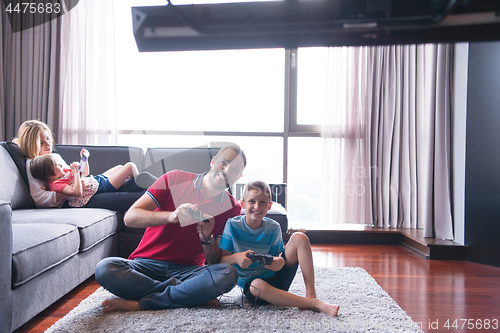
[202,298,220,307]
[313,300,340,317]
[102,298,141,313]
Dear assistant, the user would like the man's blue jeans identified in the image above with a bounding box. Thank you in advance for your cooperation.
[95,257,238,310]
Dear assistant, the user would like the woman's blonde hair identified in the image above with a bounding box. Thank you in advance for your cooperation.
[12,120,54,159]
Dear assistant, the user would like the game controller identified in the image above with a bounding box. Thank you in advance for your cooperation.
[78,150,89,176]
[186,208,209,222]
[246,252,274,265]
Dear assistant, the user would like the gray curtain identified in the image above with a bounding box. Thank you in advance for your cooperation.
[321,44,454,240]
[370,44,454,239]
[0,8,5,141]
[1,6,61,142]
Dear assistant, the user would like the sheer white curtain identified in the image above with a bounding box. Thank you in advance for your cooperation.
[320,47,373,226]
[321,44,454,240]
[59,0,117,145]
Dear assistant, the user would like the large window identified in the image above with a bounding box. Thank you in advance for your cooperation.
[296,47,329,126]
[115,1,331,228]
[115,48,285,134]
[287,137,324,229]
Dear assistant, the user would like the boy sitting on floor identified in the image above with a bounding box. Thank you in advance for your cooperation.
[219,180,340,316]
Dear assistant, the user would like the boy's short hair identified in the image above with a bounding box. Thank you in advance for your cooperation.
[30,154,57,182]
[242,180,272,202]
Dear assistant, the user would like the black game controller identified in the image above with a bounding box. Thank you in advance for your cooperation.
[186,208,209,222]
[246,252,274,265]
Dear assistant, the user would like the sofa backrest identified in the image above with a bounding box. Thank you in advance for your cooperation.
[233,183,287,209]
[143,147,220,177]
[0,144,34,209]
[0,142,31,190]
[55,145,144,175]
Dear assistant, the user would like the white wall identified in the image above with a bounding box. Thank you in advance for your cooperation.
[452,42,469,245]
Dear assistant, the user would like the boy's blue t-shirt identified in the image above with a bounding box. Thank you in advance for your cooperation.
[219,215,284,288]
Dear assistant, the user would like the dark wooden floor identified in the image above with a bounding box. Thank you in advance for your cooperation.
[14,244,500,333]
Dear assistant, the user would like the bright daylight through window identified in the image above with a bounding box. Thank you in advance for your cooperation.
[115,1,331,228]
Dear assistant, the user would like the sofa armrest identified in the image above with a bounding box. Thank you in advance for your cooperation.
[0,200,13,333]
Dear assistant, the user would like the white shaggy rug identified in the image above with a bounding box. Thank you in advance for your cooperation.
[46,267,423,333]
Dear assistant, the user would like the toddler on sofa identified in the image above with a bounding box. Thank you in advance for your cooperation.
[30,149,139,207]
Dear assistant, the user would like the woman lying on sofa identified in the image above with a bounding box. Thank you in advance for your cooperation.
[13,120,156,212]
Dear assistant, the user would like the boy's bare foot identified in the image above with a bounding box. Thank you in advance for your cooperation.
[313,300,340,317]
[331,304,340,317]
[306,292,317,299]
[102,298,141,313]
[298,294,317,311]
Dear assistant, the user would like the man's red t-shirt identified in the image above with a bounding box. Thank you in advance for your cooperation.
[128,170,241,266]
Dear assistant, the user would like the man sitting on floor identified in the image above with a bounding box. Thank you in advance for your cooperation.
[94,144,246,312]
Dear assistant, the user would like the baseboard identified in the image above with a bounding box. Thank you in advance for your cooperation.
[288,225,467,260]
[400,229,467,260]
[304,229,401,245]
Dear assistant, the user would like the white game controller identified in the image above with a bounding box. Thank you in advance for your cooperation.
[78,150,90,176]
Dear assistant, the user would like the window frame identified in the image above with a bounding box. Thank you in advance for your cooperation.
[287,48,323,136]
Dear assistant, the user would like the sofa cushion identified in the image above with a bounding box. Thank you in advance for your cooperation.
[12,208,119,252]
[143,147,220,177]
[55,145,144,175]
[0,145,34,210]
[11,223,79,288]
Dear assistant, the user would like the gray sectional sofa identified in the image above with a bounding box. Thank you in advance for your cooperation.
[1,142,140,333]
[0,142,287,333]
